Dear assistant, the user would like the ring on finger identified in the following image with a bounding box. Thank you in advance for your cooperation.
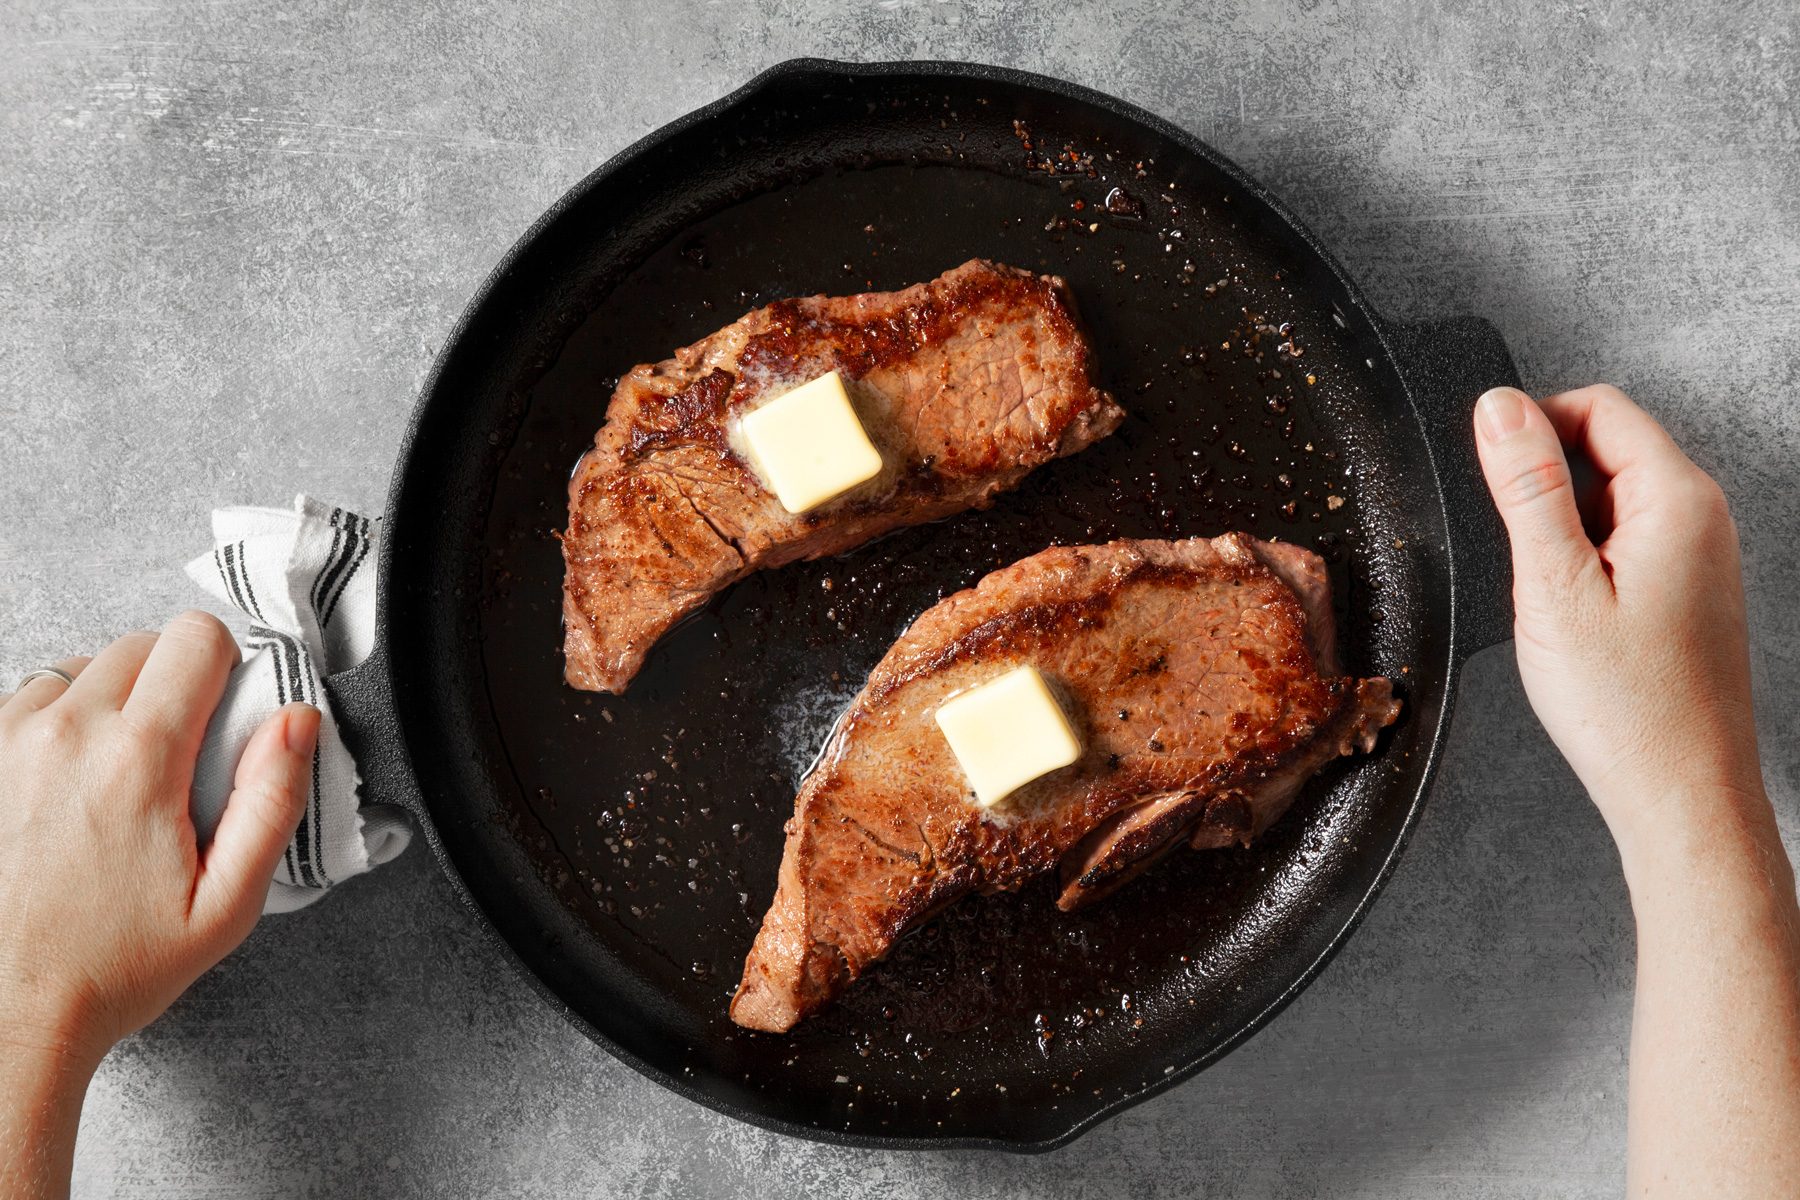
[3,658,89,713]
[17,667,77,690]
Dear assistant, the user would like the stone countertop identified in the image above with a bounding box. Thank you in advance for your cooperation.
[2,2,1796,1196]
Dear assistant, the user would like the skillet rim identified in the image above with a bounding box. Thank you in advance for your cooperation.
[356,55,1485,1152]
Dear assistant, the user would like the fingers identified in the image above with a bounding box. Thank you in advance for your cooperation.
[191,703,318,938]
[1474,387,1607,597]
[1535,384,1727,556]
[1536,384,1691,479]
[122,611,240,752]
[2,656,93,716]
[66,630,160,709]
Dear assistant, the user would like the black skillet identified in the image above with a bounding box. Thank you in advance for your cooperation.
[327,59,1519,1150]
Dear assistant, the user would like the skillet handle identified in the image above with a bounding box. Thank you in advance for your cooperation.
[324,643,427,821]
[1388,316,1520,663]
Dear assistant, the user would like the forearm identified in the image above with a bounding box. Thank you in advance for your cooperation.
[0,1038,98,1200]
[1609,784,1800,1198]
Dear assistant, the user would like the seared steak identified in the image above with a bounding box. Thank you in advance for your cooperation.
[730,535,1400,1032]
[561,259,1123,693]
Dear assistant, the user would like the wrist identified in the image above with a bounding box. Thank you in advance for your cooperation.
[0,975,112,1082]
[0,1033,102,1093]
[1589,754,1770,843]
[0,1025,100,1200]
[1601,776,1793,904]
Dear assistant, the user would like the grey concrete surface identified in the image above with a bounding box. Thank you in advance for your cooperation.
[2,1,1796,1196]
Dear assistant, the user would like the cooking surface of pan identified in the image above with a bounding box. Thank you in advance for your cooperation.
[333,59,1515,1149]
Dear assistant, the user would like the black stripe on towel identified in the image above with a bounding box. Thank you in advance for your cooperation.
[320,514,371,629]
[248,630,307,888]
[252,626,330,887]
[225,542,264,622]
[214,549,247,618]
[310,511,350,624]
[249,628,322,888]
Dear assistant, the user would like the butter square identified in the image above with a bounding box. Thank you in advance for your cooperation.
[740,371,884,514]
[934,665,1083,808]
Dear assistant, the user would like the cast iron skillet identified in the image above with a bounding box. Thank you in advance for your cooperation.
[328,59,1519,1150]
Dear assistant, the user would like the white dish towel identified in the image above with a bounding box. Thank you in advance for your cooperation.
[185,495,411,913]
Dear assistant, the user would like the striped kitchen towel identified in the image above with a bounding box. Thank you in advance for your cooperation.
[184,495,411,912]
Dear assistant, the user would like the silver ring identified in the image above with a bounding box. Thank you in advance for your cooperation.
[17,667,76,689]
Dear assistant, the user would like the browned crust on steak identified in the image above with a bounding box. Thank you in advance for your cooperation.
[729,534,1401,1033]
[560,259,1124,692]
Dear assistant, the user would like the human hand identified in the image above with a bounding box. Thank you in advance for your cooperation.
[1472,383,1764,838]
[1477,386,1800,1199]
[0,612,318,1068]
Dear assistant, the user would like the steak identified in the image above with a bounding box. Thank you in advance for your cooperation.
[730,534,1401,1032]
[561,259,1124,693]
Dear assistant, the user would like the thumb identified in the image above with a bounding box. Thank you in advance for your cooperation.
[192,703,319,938]
[1474,387,1603,597]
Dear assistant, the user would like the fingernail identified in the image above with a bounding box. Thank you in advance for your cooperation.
[1476,387,1529,442]
[284,704,321,754]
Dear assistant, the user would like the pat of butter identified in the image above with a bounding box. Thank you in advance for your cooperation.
[740,371,884,514]
[934,665,1083,809]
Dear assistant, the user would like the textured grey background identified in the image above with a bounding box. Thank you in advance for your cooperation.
[2,0,1796,1196]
